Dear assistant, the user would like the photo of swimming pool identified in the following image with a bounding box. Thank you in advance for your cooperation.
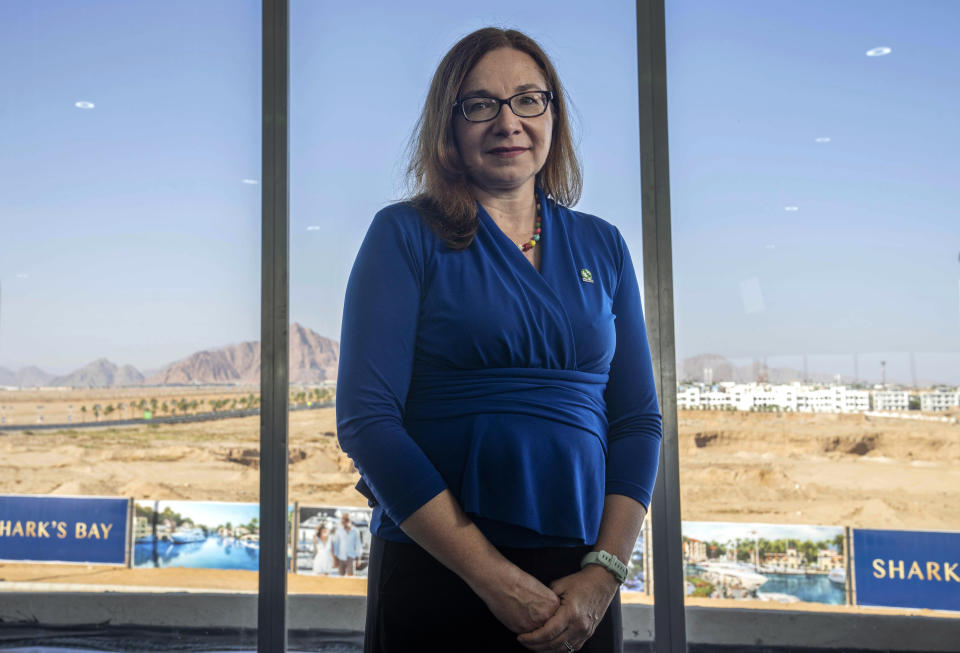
[133,535,259,570]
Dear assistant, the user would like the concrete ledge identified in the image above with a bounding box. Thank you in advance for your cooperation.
[0,592,957,650]
[685,605,960,651]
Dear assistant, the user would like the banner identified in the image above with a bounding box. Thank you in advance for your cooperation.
[681,521,846,605]
[295,505,372,577]
[853,528,960,611]
[0,495,129,565]
[132,500,260,570]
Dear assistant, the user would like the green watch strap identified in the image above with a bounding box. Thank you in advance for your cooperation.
[580,550,627,584]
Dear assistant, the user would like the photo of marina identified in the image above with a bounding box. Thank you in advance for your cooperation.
[133,500,261,570]
[682,521,846,605]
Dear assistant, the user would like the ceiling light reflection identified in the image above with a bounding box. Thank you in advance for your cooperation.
[241,179,259,185]
[784,206,799,212]
[866,46,892,57]
[815,137,831,143]
[74,101,95,109]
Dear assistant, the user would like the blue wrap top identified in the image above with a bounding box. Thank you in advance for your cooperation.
[336,189,662,547]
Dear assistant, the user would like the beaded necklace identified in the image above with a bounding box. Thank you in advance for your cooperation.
[518,197,542,252]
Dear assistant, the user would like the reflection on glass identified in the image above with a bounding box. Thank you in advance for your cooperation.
[667,0,960,612]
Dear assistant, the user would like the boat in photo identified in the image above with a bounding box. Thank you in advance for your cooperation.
[828,567,846,586]
[170,527,206,544]
[697,561,768,592]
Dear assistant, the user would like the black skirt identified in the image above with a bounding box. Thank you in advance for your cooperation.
[364,534,623,653]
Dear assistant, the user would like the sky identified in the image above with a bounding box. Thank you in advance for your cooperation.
[0,0,957,384]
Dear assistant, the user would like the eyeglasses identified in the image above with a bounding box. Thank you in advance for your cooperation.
[453,90,554,122]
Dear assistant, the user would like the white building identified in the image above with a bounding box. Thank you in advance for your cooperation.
[843,390,870,413]
[676,382,952,415]
[677,385,702,410]
[871,390,909,411]
[920,390,960,412]
[797,387,842,413]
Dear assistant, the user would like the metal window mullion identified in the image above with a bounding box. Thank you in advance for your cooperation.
[259,0,290,651]
[636,1,686,652]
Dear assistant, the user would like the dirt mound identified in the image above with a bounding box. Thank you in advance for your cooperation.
[220,446,308,468]
[823,434,879,456]
[694,432,720,448]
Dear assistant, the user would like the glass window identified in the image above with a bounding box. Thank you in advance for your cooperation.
[667,0,960,614]
[289,0,651,640]
[0,0,261,645]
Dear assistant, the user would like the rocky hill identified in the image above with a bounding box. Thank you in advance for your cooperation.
[2,323,338,388]
[0,366,55,387]
[50,359,144,388]
[145,322,338,385]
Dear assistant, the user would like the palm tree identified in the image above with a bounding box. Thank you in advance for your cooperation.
[80,405,87,423]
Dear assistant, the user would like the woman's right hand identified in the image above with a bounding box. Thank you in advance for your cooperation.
[473,563,561,634]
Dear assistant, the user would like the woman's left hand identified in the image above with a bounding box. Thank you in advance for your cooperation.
[515,564,620,652]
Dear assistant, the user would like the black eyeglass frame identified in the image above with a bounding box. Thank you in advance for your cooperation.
[452,90,555,122]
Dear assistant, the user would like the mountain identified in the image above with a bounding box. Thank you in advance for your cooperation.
[289,321,339,384]
[50,358,145,388]
[145,323,338,386]
[0,365,56,387]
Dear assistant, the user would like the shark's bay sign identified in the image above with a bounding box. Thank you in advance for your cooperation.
[0,495,128,564]
[854,528,959,611]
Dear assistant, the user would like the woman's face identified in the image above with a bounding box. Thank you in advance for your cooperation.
[319,526,328,538]
[453,47,554,196]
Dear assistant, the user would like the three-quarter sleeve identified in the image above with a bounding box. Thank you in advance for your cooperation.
[603,231,663,508]
[336,209,448,526]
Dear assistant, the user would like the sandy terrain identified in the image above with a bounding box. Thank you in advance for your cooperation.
[0,387,263,425]
[0,403,361,506]
[1,401,959,612]
[677,410,960,530]
[2,391,958,530]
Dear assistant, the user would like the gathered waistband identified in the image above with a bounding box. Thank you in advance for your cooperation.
[405,367,609,442]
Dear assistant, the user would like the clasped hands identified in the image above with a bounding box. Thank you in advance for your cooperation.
[479,562,620,652]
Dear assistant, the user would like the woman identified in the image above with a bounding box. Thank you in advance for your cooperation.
[312,522,334,575]
[337,27,661,653]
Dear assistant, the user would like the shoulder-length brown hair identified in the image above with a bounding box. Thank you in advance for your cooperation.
[406,27,582,249]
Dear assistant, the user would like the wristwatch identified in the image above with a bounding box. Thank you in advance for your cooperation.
[580,550,627,584]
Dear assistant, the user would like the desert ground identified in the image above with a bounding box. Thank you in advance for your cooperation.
[1,389,958,603]
[2,389,957,530]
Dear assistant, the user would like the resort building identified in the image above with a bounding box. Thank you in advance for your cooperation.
[678,382,889,414]
[677,385,702,410]
[676,381,960,415]
[133,516,152,540]
[786,548,803,570]
[871,390,910,411]
[817,549,844,571]
[763,549,804,570]
[919,390,960,411]
[683,537,708,563]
